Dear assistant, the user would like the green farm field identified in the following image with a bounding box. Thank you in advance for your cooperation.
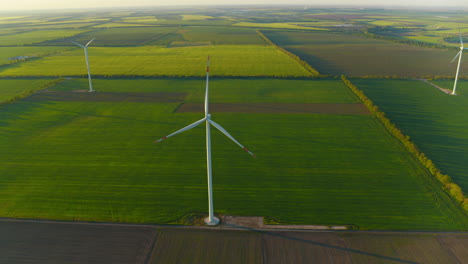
[0,78,466,230]
[0,29,89,46]
[0,79,54,102]
[264,31,468,77]
[0,45,312,77]
[40,27,178,46]
[352,79,468,193]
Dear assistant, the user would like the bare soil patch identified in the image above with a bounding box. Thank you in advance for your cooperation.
[25,91,187,102]
[177,103,370,115]
[0,220,157,264]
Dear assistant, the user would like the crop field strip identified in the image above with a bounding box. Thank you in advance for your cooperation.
[0,45,312,77]
[263,31,468,77]
[353,79,468,193]
[3,220,467,264]
[0,78,466,230]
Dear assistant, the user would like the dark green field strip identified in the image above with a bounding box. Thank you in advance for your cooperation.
[263,31,467,77]
[37,27,178,46]
[0,98,466,229]
[353,79,468,193]
[48,78,359,104]
[0,79,58,103]
[25,91,187,102]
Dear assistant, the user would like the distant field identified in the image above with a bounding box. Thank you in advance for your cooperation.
[0,29,89,46]
[233,22,327,30]
[39,27,177,46]
[0,78,465,230]
[0,79,54,102]
[0,46,70,65]
[353,79,468,193]
[264,31,468,77]
[0,45,312,77]
[176,26,267,45]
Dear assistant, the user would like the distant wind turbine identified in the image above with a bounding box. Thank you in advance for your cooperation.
[450,29,467,95]
[71,38,95,92]
[153,56,256,225]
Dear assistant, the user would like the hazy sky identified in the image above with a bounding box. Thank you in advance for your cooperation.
[2,0,468,11]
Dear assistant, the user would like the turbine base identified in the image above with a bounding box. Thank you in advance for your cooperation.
[204,216,220,226]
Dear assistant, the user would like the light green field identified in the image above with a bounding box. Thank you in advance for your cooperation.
[0,29,90,46]
[353,79,468,193]
[233,22,327,30]
[92,23,155,28]
[0,45,312,77]
[0,78,466,230]
[181,15,213,20]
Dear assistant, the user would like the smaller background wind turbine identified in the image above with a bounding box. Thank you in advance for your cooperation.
[153,56,255,225]
[450,29,467,95]
[71,38,95,92]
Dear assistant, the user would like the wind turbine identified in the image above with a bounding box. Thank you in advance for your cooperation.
[450,29,467,95]
[71,38,95,92]
[153,56,255,225]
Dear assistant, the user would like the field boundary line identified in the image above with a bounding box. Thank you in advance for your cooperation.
[417,78,453,95]
[2,217,468,234]
[256,29,320,75]
[341,76,468,214]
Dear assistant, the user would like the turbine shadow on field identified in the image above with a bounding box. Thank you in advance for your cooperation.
[224,223,419,264]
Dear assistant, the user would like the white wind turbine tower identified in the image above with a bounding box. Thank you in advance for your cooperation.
[154,56,255,225]
[71,38,95,92]
[450,29,467,95]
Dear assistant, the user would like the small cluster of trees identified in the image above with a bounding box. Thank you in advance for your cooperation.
[0,78,64,106]
[341,75,468,211]
[256,30,320,75]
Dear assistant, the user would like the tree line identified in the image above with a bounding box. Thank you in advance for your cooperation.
[341,75,468,212]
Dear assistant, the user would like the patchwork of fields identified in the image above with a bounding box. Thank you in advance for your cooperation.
[0,8,467,233]
[0,78,466,230]
[264,31,468,77]
[353,79,468,193]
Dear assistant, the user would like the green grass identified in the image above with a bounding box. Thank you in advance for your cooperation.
[0,29,90,46]
[0,79,54,102]
[0,78,465,230]
[0,45,312,77]
[264,31,468,77]
[352,79,468,193]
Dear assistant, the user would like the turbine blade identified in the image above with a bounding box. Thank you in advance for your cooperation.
[459,27,464,48]
[208,119,255,157]
[71,40,84,48]
[154,118,206,143]
[451,51,461,64]
[85,37,95,47]
[204,55,210,117]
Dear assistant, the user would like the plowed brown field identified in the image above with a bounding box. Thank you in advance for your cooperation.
[177,103,370,114]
